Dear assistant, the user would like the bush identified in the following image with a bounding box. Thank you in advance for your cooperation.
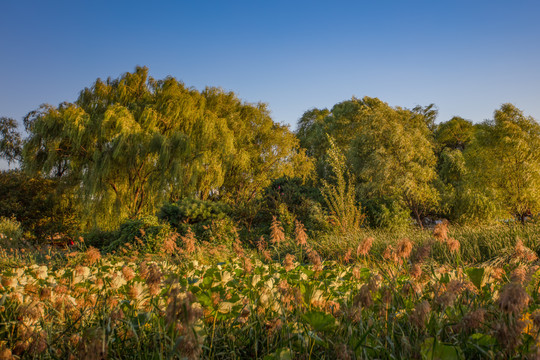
[158,198,235,243]
[82,228,119,250]
[0,216,24,248]
[363,198,412,229]
[0,170,80,242]
[105,215,174,253]
[255,177,330,236]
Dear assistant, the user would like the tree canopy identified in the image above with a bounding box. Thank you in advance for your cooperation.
[22,67,311,228]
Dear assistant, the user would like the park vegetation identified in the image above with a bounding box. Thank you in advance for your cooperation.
[1,67,540,359]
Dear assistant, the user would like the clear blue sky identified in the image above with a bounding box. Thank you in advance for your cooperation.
[1,0,540,136]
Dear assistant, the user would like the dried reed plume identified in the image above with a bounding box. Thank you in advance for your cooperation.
[84,247,101,265]
[306,246,322,271]
[433,220,449,242]
[181,228,197,254]
[446,238,460,253]
[162,233,180,255]
[284,253,296,271]
[294,220,308,246]
[514,238,538,263]
[270,216,285,245]
[410,300,431,329]
[460,308,486,331]
[497,282,530,314]
[356,237,374,257]
[396,238,413,259]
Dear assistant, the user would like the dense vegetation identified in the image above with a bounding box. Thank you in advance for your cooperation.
[2,67,540,359]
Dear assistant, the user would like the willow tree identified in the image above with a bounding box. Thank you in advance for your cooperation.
[0,117,22,165]
[463,104,540,222]
[23,67,310,228]
[347,97,439,226]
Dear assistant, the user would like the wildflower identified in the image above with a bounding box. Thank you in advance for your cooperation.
[396,238,413,260]
[294,220,308,246]
[283,254,296,271]
[356,237,374,257]
[128,282,145,300]
[497,282,529,314]
[270,216,285,245]
[166,289,203,330]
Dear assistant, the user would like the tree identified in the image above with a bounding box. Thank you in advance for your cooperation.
[435,116,475,152]
[347,97,439,227]
[0,117,22,165]
[463,103,540,222]
[23,67,311,228]
[297,97,439,227]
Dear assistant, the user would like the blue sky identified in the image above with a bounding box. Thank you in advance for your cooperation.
[1,0,539,139]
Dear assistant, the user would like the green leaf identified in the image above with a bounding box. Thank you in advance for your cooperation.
[301,310,336,332]
[469,333,496,348]
[465,267,485,290]
[264,348,293,360]
[421,337,462,360]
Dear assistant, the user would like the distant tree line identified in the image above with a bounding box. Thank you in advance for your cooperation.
[1,67,539,242]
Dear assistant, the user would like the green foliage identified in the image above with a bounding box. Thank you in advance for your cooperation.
[0,117,22,165]
[435,116,475,152]
[363,198,412,229]
[0,217,24,247]
[158,198,236,243]
[297,97,439,228]
[459,104,540,223]
[256,177,330,236]
[0,170,80,241]
[347,97,439,226]
[23,67,312,228]
[106,215,174,253]
[321,137,364,233]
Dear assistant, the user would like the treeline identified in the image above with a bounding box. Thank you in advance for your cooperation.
[1,66,539,244]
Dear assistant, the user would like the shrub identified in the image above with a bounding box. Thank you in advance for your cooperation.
[106,215,174,253]
[256,177,330,236]
[0,216,24,248]
[363,198,412,229]
[158,198,235,243]
[0,170,80,242]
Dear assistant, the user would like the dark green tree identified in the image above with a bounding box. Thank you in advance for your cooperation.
[0,117,22,165]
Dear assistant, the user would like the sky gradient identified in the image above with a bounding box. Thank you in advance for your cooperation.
[1,0,540,146]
